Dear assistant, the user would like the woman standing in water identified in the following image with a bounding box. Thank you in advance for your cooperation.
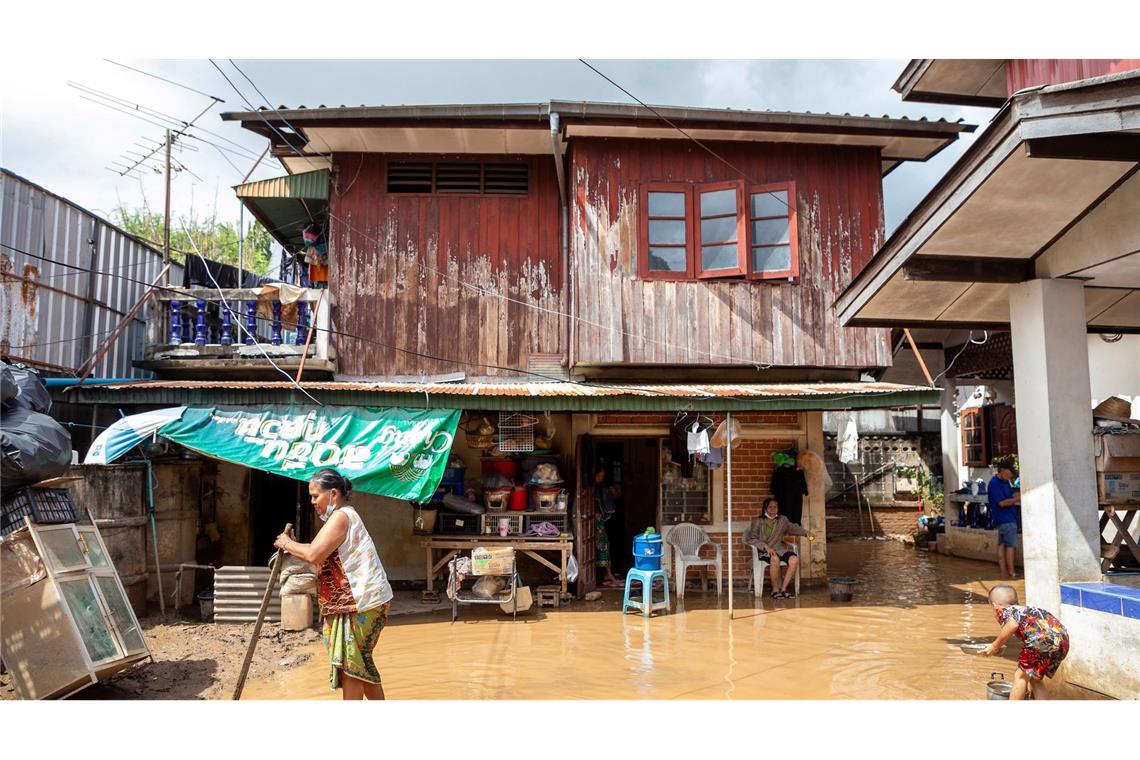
[274,468,393,700]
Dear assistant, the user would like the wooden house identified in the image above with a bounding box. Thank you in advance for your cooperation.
[80,99,972,593]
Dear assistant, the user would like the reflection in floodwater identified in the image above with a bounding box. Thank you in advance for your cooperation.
[241,540,1101,700]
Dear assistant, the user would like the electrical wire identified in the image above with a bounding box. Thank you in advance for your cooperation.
[103,59,225,102]
[208,60,324,174]
[227,59,334,163]
[4,239,913,407]
[578,59,794,214]
[932,331,989,385]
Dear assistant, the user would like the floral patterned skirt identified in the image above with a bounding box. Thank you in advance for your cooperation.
[322,602,390,690]
[596,518,611,566]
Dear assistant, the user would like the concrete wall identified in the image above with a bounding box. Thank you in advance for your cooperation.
[1088,334,1140,410]
[355,493,423,582]
[215,461,251,567]
[1058,604,1140,699]
[827,505,923,538]
[936,526,1023,568]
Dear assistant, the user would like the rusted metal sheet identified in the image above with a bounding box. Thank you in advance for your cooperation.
[329,155,564,378]
[569,140,891,370]
[0,170,182,377]
[1005,59,1140,95]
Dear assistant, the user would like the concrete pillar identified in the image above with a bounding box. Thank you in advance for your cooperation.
[1009,279,1101,611]
[939,379,960,504]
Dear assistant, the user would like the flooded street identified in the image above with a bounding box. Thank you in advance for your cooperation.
[241,540,1098,700]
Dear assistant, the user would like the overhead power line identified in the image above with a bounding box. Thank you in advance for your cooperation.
[103,59,225,102]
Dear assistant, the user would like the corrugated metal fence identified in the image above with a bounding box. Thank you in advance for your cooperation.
[0,169,183,377]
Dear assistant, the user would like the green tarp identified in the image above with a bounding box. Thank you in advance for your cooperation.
[158,405,461,502]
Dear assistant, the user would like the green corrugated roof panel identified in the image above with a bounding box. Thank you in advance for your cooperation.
[235,169,329,200]
[234,170,329,251]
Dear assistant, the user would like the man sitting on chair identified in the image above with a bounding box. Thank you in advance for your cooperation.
[743,497,814,599]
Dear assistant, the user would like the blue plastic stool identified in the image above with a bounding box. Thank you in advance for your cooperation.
[622,567,670,617]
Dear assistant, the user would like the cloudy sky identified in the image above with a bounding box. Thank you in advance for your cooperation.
[3,58,994,237]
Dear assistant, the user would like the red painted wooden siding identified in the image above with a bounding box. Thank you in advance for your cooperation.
[1005,59,1140,94]
[329,155,564,378]
[570,139,891,369]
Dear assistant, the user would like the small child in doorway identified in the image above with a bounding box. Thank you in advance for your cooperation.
[594,466,622,588]
[982,584,1069,699]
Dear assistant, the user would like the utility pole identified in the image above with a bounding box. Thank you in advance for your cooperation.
[163,129,172,286]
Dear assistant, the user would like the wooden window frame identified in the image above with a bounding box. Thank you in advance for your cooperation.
[639,182,694,281]
[695,180,747,279]
[960,408,989,468]
[746,180,799,281]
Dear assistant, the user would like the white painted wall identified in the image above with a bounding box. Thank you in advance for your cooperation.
[1058,604,1140,699]
[1087,334,1140,409]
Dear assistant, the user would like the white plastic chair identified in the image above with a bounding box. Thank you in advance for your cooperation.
[666,523,722,600]
[745,536,801,598]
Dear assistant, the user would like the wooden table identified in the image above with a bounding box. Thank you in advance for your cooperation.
[1100,504,1140,572]
[422,536,573,594]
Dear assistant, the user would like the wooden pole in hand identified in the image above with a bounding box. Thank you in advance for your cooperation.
[232,522,292,700]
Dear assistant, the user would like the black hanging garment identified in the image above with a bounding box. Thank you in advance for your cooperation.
[771,465,809,526]
[669,425,694,478]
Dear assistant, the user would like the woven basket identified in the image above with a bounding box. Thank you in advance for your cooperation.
[466,432,495,450]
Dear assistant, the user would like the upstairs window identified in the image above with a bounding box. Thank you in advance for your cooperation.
[387,161,529,195]
[639,180,798,282]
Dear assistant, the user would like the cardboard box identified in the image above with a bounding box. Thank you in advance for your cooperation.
[471,547,514,575]
[1094,433,1140,473]
[1099,471,1140,503]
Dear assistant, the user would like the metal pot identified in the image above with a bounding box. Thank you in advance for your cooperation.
[986,672,1012,700]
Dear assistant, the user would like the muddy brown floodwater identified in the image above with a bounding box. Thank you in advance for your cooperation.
[240,540,1106,700]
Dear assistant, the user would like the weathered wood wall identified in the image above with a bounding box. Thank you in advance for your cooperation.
[570,139,892,369]
[1005,59,1140,95]
[329,155,564,377]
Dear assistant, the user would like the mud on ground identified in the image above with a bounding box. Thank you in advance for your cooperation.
[1,609,323,700]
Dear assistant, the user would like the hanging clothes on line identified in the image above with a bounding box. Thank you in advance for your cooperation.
[771,449,808,526]
[687,421,710,457]
[837,415,859,465]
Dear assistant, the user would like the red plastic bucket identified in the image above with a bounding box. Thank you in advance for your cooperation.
[482,458,519,481]
[509,486,528,511]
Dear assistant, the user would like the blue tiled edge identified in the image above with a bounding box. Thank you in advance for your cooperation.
[1060,585,1082,606]
[1059,582,1140,619]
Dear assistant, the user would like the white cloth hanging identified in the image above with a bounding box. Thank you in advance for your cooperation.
[687,421,710,456]
[838,417,859,465]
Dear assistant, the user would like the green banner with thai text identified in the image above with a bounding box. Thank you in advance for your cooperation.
[158,405,461,502]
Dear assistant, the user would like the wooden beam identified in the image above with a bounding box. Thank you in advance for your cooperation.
[903,256,1033,283]
[903,328,935,386]
[1026,134,1140,162]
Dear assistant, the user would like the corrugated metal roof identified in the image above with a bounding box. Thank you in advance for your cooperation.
[234,169,329,200]
[72,380,941,412]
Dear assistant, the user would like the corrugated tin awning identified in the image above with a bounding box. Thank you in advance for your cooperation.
[234,169,329,251]
[71,380,941,411]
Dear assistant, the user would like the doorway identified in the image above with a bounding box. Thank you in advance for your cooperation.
[249,471,303,566]
[595,438,660,577]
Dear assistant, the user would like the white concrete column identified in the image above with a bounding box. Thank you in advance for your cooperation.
[1009,279,1101,611]
[939,379,960,503]
[804,411,828,580]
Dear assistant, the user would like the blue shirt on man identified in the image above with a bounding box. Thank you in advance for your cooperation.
[988,475,1018,525]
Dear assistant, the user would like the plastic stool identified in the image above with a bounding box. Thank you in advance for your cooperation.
[622,567,670,617]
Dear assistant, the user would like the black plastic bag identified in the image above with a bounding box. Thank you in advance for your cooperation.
[0,406,73,492]
[0,361,52,414]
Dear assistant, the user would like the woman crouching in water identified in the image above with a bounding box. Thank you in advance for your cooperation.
[274,468,393,699]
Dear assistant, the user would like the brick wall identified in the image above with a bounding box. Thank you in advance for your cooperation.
[826,505,921,538]
[596,412,807,582]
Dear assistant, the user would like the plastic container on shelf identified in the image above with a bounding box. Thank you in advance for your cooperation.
[509,486,528,511]
[482,458,519,482]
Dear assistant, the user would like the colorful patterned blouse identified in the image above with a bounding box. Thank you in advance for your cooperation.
[995,604,1068,653]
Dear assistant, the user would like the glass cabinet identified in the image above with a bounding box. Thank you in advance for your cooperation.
[1,517,151,699]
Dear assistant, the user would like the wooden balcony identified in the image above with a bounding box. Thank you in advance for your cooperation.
[135,287,335,378]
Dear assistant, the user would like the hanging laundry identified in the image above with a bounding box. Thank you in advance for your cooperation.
[797,449,832,492]
[838,416,859,465]
[669,425,693,478]
[687,421,710,456]
[701,446,724,470]
[771,452,809,526]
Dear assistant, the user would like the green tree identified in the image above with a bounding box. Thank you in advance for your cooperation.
[111,206,274,275]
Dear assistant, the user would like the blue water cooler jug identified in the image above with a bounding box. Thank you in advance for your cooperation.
[632,530,663,571]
